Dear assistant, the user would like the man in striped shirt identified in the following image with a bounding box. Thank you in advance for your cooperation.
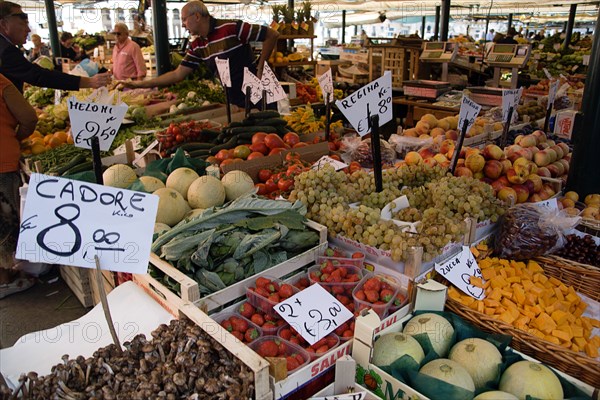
[120,0,279,107]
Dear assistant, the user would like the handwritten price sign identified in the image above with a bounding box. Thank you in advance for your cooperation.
[547,80,559,110]
[274,284,352,345]
[458,96,482,132]
[17,174,158,274]
[336,71,393,136]
[312,155,348,171]
[435,246,484,300]
[318,69,334,101]
[215,58,231,88]
[310,392,368,400]
[67,97,128,151]
[502,87,523,123]
[242,67,263,104]
[260,63,287,104]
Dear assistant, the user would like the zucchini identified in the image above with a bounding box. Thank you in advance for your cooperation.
[247,110,280,119]
[257,118,288,127]
[178,142,214,151]
[188,149,211,158]
[52,154,87,175]
[200,129,221,138]
[62,161,93,176]
[228,126,278,135]
[233,131,256,141]
[227,121,245,128]
[209,136,238,155]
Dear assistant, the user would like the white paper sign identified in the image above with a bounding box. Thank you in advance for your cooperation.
[260,63,287,104]
[215,57,231,87]
[54,89,62,105]
[543,68,553,80]
[502,87,523,123]
[336,71,393,136]
[310,392,368,400]
[547,80,559,110]
[312,156,348,171]
[531,197,559,212]
[435,245,484,300]
[583,54,590,66]
[16,174,158,274]
[67,97,128,151]
[318,69,334,101]
[458,96,482,133]
[274,284,352,345]
[242,67,263,104]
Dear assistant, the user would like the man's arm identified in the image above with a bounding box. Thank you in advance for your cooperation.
[256,27,280,78]
[4,84,38,139]
[120,64,193,88]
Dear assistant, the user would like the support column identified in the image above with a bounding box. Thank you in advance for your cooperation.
[566,11,600,197]
[507,13,513,31]
[421,16,426,38]
[342,10,346,44]
[434,6,440,41]
[44,0,61,58]
[440,0,450,41]
[484,18,490,41]
[564,4,576,48]
[151,0,171,74]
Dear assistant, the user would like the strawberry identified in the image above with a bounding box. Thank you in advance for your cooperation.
[251,313,265,326]
[262,321,278,331]
[321,261,335,275]
[257,340,279,358]
[279,328,293,340]
[256,277,271,288]
[380,289,395,303]
[309,271,322,282]
[393,293,407,306]
[364,290,379,303]
[231,317,249,333]
[268,293,280,303]
[352,251,365,259]
[294,277,310,290]
[289,336,301,345]
[354,289,366,301]
[342,330,353,338]
[336,294,351,305]
[363,277,381,292]
[345,274,360,282]
[231,331,244,341]
[278,283,294,299]
[264,313,280,322]
[277,341,288,356]
[324,247,336,257]
[238,302,255,319]
[286,356,299,372]
[244,328,260,343]
[221,319,233,332]
[320,273,330,282]
[295,353,305,365]
[332,285,345,295]
[315,345,329,355]
[255,287,270,298]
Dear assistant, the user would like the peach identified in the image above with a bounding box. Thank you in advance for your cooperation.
[564,191,579,202]
[403,128,419,137]
[436,119,450,131]
[513,157,534,176]
[430,127,445,138]
[506,167,528,185]
[557,142,570,156]
[532,130,547,143]
[584,194,600,207]
[533,150,552,167]
[500,159,513,175]
[433,153,449,164]
[482,144,504,161]
[562,207,580,217]
[405,151,423,166]
[546,148,558,163]
[546,139,556,146]
[581,207,599,219]
[415,121,431,135]
[439,139,455,155]
[445,130,459,141]
[418,147,436,159]
[537,142,550,150]
[547,161,565,178]
[529,193,543,203]
[455,166,474,178]
[525,174,543,193]
[484,160,503,180]
[539,184,556,200]
[537,167,551,177]
[518,134,537,148]
[557,159,570,175]
[497,187,518,205]
[560,198,575,209]
[550,144,564,160]
[423,158,438,167]
[512,184,530,203]
[465,153,485,173]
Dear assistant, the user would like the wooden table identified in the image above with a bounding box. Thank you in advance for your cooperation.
[393,97,460,127]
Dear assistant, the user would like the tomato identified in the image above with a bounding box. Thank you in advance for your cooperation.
[352,251,365,259]
[249,142,269,155]
[255,183,268,196]
[257,169,272,183]
[215,149,232,162]
[268,147,286,156]
[285,151,301,162]
[277,178,293,192]
[251,132,267,145]
[175,134,185,143]
[328,141,337,152]
[247,151,264,160]
[283,132,300,147]
[293,142,309,148]
[265,179,278,193]
[264,133,285,149]
[329,154,342,161]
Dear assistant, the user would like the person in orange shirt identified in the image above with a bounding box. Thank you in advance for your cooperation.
[111,23,147,81]
[0,72,37,298]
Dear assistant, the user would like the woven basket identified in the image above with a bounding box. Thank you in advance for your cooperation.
[577,219,600,237]
[535,255,600,302]
[445,298,600,389]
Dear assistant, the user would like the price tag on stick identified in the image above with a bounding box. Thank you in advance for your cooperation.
[242,67,263,105]
[318,69,334,101]
[215,58,232,88]
[336,71,393,136]
[435,246,485,300]
[274,284,352,345]
[502,88,522,123]
[547,79,559,110]
[458,95,482,133]
[17,174,159,274]
[260,63,287,104]
[67,97,128,151]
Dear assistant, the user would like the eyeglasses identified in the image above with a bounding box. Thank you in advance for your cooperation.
[5,12,28,20]
[114,32,123,36]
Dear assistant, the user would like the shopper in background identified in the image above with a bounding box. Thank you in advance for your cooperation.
[118,0,279,108]
[27,33,50,62]
[0,71,37,299]
[131,15,154,45]
[111,23,146,81]
[0,1,111,92]
[59,31,88,62]
[486,29,495,42]
[498,27,519,45]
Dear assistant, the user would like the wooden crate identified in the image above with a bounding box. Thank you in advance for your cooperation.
[143,53,156,74]
[88,269,117,306]
[381,47,408,89]
[141,220,327,314]
[59,265,93,308]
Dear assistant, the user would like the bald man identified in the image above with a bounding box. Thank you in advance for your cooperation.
[111,22,146,81]
[119,0,279,107]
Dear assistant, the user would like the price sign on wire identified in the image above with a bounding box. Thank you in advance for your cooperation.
[260,63,287,104]
[215,57,231,87]
[458,96,482,132]
[318,69,334,100]
[16,174,158,274]
[336,71,393,136]
[312,155,348,171]
[274,284,352,345]
[67,97,128,151]
[502,87,523,123]
[547,79,559,110]
[242,67,263,104]
[309,392,368,400]
[435,246,485,300]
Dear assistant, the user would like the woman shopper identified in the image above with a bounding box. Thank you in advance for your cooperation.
[27,33,50,62]
[0,70,37,299]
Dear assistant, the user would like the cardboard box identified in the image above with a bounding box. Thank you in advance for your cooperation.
[221,141,329,183]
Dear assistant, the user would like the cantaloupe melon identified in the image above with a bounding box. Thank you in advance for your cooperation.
[139,176,165,193]
[103,164,137,188]
[221,170,255,201]
[153,188,189,226]
[187,175,226,209]
[166,167,199,200]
